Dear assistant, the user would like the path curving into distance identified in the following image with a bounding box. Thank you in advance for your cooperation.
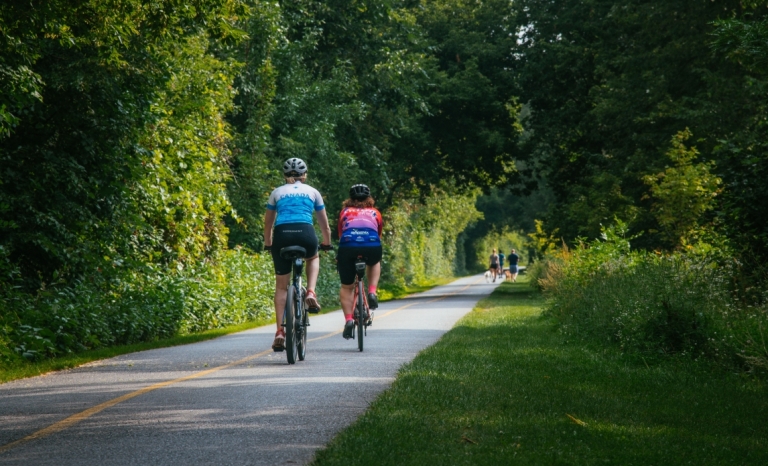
[0,275,499,465]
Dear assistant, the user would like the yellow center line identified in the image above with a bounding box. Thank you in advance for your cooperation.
[0,276,485,454]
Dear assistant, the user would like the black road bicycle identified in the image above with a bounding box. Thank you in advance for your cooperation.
[279,246,310,364]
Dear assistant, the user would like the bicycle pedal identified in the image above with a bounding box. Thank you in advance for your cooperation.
[307,307,320,314]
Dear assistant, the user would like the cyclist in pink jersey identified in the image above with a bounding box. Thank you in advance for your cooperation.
[336,184,383,339]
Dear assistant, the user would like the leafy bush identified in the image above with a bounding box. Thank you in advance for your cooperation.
[381,190,481,288]
[538,222,768,373]
[0,248,280,362]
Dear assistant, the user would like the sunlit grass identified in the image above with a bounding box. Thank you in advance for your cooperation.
[312,277,768,465]
[377,277,455,302]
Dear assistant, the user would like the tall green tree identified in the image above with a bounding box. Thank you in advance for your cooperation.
[0,0,247,287]
[711,6,768,261]
[512,0,753,251]
[413,0,524,192]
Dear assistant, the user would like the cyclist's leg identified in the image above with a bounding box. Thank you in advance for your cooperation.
[274,273,290,330]
[341,281,356,339]
[339,283,355,318]
[366,262,381,290]
[337,247,359,338]
[305,254,319,290]
[269,227,294,349]
[363,246,382,310]
[336,247,356,317]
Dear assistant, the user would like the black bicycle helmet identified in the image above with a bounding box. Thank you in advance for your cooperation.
[349,184,371,200]
[282,157,308,176]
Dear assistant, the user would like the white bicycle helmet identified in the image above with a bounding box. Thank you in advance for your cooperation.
[282,157,308,176]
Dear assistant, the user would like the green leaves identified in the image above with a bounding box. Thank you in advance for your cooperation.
[511,0,768,262]
[643,130,722,250]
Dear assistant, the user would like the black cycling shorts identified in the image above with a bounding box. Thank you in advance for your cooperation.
[271,223,318,275]
[336,246,382,285]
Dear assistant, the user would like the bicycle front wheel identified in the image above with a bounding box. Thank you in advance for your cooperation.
[285,286,298,364]
[356,283,365,352]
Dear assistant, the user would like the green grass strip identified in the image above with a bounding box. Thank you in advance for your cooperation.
[0,317,274,384]
[312,278,768,465]
[377,277,455,302]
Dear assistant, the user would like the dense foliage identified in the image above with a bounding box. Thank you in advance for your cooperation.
[533,222,768,373]
[381,189,481,288]
[4,0,768,368]
[0,0,495,362]
[511,0,768,260]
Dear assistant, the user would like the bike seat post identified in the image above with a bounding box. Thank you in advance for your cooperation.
[293,257,304,278]
[355,258,366,280]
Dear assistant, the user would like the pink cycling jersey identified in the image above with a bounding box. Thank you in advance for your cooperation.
[337,207,383,247]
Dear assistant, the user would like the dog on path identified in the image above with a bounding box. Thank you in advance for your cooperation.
[484,269,506,283]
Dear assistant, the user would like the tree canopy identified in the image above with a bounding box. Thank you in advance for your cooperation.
[3,0,768,358]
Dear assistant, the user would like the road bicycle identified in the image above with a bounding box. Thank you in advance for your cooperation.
[351,256,372,352]
[279,245,311,364]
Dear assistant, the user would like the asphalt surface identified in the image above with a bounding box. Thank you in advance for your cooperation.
[0,275,498,465]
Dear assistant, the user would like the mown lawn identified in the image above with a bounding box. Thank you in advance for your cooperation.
[312,278,768,465]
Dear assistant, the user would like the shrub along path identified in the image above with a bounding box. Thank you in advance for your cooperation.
[313,278,768,465]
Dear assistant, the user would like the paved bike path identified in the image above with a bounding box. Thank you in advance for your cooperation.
[0,275,499,465]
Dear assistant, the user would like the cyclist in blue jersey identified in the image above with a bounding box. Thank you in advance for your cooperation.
[264,158,332,351]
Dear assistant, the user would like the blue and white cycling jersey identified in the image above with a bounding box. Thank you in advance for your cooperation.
[266,181,325,225]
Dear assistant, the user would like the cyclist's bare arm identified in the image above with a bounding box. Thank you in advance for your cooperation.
[316,209,332,246]
[264,210,276,247]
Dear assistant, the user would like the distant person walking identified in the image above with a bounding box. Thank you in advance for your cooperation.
[489,248,500,282]
[508,249,519,282]
[498,251,506,274]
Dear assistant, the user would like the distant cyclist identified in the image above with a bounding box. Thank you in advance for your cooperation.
[489,248,499,282]
[508,248,520,282]
[264,158,332,351]
[336,184,383,339]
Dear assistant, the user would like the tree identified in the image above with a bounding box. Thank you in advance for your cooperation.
[511,0,752,252]
[711,7,768,261]
[643,129,722,249]
[0,0,248,287]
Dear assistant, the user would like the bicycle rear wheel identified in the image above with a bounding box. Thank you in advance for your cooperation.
[285,286,298,364]
[297,289,307,361]
[356,282,365,352]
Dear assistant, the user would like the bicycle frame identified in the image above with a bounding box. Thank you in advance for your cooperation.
[280,246,309,364]
[351,257,370,351]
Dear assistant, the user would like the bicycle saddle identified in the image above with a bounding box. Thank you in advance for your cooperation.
[280,245,307,259]
[354,255,368,276]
